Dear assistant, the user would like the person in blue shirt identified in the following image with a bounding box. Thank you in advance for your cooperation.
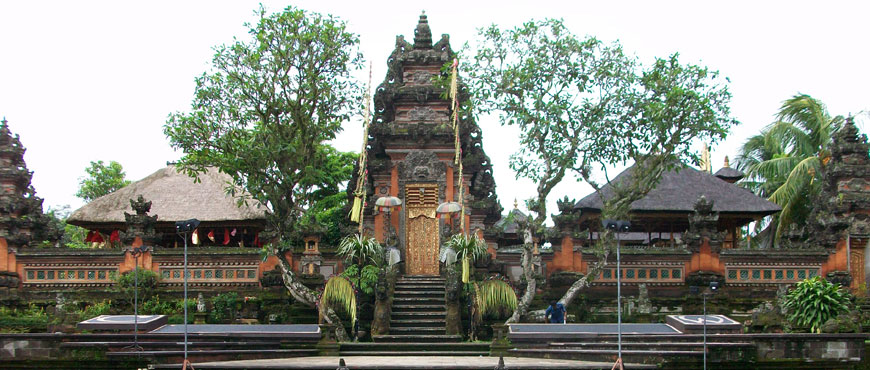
[545,300,566,323]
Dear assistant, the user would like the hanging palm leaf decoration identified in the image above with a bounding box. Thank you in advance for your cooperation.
[472,279,518,323]
[319,276,357,326]
[447,58,466,232]
[350,63,374,230]
[444,233,487,283]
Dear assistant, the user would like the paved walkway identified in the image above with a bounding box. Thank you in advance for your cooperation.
[169,356,656,369]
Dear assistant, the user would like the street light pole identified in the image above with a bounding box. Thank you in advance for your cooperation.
[131,245,150,353]
[175,219,199,370]
[603,219,630,368]
[616,230,622,360]
[703,291,707,370]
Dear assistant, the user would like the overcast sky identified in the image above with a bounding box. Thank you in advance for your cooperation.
[1,0,868,220]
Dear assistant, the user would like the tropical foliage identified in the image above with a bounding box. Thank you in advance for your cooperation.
[736,94,844,243]
[337,234,384,267]
[472,279,517,322]
[467,18,737,321]
[115,268,160,306]
[444,234,487,283]
[164,5,362,247]
[783,276,851,333]
[340,264,380,296]
[210,292,240,323]
[320,276,357,326]
[76,160,131,202]
[163,5,363,340]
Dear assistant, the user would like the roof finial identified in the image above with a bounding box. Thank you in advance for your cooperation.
[513,198,518,209]
[724,156,730,168]
[413,11,432,49]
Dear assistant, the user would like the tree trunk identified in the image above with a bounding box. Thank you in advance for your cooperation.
[506,245,536,324]
[559,253,608,307]
[524,250,610,321]
[274,250,350,341]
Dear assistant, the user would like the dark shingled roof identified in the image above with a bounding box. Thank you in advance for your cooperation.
[574,164,780,215]
[714,166,744,181]
[494,208,528,234]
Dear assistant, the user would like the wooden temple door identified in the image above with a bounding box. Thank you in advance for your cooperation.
[850,241,865,290]
[405,184,440,276]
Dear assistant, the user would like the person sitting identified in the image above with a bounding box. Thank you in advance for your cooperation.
[545,300,566,323]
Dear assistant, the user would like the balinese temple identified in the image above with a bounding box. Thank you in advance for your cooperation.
[347,13,501,276]
[2,15,869,307]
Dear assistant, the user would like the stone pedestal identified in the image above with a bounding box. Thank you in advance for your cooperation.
[489,323,512,357]
[194,312,207,324]
[316,323,340,355]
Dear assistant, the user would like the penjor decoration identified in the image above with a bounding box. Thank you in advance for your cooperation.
[449,58,466,233]
[350,63,374,233]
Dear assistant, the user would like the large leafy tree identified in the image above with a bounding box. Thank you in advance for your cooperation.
[736,94,844,244]
[75,160,131,202]
[163,5,363,340]
[467,19,736,322]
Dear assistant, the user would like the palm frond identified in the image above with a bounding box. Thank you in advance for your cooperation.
[445,234,488,283]
[320,276,357,325]
[338,234,384,267]
[473,279,518,322]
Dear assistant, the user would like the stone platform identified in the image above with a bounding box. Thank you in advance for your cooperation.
[77,314,167,331]
[153,356,657,369]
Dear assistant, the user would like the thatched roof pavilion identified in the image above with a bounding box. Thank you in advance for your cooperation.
[68,165,267,233]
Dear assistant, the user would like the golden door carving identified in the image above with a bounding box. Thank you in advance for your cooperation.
[850,247,865,290]
[406,184,440,276]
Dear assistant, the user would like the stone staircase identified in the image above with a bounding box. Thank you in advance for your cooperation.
[352,275,488,356]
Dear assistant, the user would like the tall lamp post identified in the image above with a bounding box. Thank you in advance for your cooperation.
[691,281,719,370]
[602,219,630,369]
[175,219,200,370]
[128,245,151,353]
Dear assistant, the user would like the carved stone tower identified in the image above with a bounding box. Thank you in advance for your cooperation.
[348,14,501,275]
[0,118,58,248]
[808,117,870,288]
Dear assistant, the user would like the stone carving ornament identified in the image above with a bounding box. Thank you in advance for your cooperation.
[398,150,445,182]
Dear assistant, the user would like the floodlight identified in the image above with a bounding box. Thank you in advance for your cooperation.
[175,219,200,233]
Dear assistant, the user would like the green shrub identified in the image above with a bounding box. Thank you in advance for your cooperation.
[0,304,49,333]
[784,276,852,333]
[340,264,379,296]
[80,300,112,319]
[116,268,160,305]
[142,296,178,315]
[210,293,240,323]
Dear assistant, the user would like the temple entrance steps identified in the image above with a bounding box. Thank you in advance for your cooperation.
[361,275,485,356]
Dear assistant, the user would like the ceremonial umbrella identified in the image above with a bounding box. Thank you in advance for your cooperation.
[375,196,402,212]
[435,201,462,218]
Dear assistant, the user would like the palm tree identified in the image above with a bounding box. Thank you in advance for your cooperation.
[736,94,844,244]
[337,234,384,267]
[443,234,488,283]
